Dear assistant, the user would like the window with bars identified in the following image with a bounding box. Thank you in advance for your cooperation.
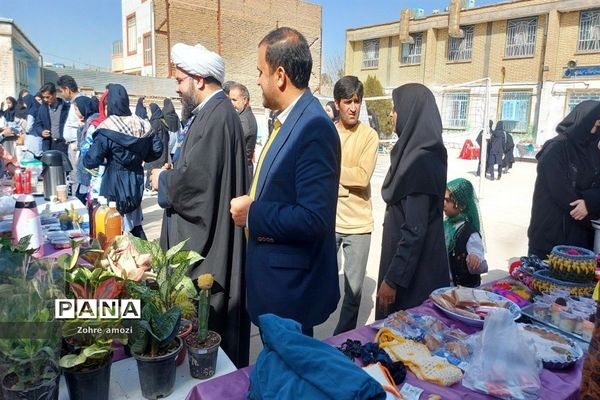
[443,92,469,129]
[401,33,423,65]
[362,39,379,69]
[448,26,474,62]
[505,17,537,58]
[17,59,28,89]
[501,91,531,132]
[567,92,600,113]
[578,9,600,52]
[127,14,137,55]
[143,33,152,66]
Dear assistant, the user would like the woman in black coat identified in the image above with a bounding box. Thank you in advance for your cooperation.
[487,121,506,180]
[83,84,162,239]
[376,83,450,318]
[528,101,600,258]
[144,103,170,190]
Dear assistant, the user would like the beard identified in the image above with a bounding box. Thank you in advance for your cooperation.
[180,83,199,124]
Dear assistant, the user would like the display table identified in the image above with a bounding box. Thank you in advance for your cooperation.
[188,301,583,400]
[58,347,237,400]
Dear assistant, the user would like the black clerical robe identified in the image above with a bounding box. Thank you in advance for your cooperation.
[158,90,250,367]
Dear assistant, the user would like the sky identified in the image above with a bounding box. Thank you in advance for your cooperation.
[1,0,498,70]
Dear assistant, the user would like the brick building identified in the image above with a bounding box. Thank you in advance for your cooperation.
[112,0,323,109]
[344,0,600,146]
[0,18,41,99]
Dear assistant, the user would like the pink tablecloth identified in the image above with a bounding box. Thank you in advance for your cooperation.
[186,301,582,400]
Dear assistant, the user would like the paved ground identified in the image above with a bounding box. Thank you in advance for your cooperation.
[140,147,538,364]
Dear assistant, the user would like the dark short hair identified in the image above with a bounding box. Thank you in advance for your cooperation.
[259,27,312,89]
[56,75,78,92]
[230,83,250,101]
[222,80,236,94]
[333,76,364,103]
[40,82,57,95]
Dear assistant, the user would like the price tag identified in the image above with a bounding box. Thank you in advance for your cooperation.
[400,383,424,400]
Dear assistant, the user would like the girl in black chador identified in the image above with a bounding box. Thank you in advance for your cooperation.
[443,178,488,288]
[528,101,600,258]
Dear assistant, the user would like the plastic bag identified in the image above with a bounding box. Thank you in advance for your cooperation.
[463,308,542,399]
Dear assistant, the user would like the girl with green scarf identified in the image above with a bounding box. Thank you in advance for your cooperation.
[443,178,488,287]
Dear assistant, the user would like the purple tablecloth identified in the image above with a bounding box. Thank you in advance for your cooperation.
[186,301,582,400]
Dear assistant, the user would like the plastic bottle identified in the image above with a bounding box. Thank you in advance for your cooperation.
[14,169,23,194]
[104,201,122,246]
[94,197,109,243]
[87,193,100,238]
[24,168,32,194]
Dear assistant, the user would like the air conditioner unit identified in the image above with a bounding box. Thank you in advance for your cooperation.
[413,8,425,19]
[465,0,476,8]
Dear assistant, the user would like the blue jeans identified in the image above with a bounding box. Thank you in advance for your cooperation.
[334,233,371,335]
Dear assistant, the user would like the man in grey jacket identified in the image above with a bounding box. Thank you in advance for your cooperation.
[229,83,257,179]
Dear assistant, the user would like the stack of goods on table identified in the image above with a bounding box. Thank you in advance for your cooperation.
[478,278,532,308]
[429,287,521,325]
[522,288,596,342]
[529,245,597,297]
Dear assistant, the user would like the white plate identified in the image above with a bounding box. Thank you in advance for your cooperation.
[430,287,522,327]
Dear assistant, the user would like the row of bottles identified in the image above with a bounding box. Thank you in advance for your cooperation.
[87,194,122,247]
[13,168,32,194]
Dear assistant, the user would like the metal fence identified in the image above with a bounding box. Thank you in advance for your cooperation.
[362,39,380,69]
[443,92,470,129]
[401,34,422,65]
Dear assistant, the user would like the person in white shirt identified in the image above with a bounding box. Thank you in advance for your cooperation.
[57,75,81,193]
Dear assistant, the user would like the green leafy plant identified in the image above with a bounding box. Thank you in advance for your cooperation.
[57,242,128,370]
[0,259,63,390]
[126,238,201,357]
[0,235,36,282]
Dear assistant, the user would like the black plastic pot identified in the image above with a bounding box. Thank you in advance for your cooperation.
[1,369,60,400]
[133,337,182,399]
[62,356,112,400]
[187,331,221,379]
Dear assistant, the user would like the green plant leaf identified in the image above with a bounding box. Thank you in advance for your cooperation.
[165,240,188,261]
[59,353,86,369]
[148,306,181,343]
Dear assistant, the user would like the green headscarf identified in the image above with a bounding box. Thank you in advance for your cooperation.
[444,178,481,252]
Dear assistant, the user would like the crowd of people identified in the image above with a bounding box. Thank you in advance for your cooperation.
[1,26,599,390]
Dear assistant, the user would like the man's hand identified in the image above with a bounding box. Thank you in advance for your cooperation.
[377,281,397,316]
[41,129,51,138]
[570,199,588,221]
[466,254,481,272]
[150,168,164,191]
[2,127,14,137]
[230,195,252,227]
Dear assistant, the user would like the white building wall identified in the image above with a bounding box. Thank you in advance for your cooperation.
[121,0,153,76]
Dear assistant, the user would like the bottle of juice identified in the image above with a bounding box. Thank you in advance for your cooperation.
[104,201,122,246]
[87,193,100,238]
[94,197,109,244]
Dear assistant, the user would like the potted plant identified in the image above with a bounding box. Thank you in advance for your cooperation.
[57,236,154,400]
[0,255,63,400]
[186,273,221,379]
[126,237,200,399]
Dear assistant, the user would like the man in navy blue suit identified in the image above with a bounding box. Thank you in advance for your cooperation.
[230,27,341,336]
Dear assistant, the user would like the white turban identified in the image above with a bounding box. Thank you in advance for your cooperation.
[171,43,225,84]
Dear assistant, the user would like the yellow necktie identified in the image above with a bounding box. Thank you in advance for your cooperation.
[249,119,281,199]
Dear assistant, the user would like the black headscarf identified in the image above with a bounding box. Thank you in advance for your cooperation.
[135,97,147,119]
[106,84,132,117]
[90,96,99,116]
[73,96,97,121]
[2,97,17,122]
[162,98,181,132]
[381,83,448,204]
[149,103,163,122]
[556,100,600,149]
[15,94,39,120]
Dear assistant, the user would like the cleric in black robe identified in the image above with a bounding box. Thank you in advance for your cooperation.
[528,101,600,258]
[150,42,250,367]
[376,83,450,318]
